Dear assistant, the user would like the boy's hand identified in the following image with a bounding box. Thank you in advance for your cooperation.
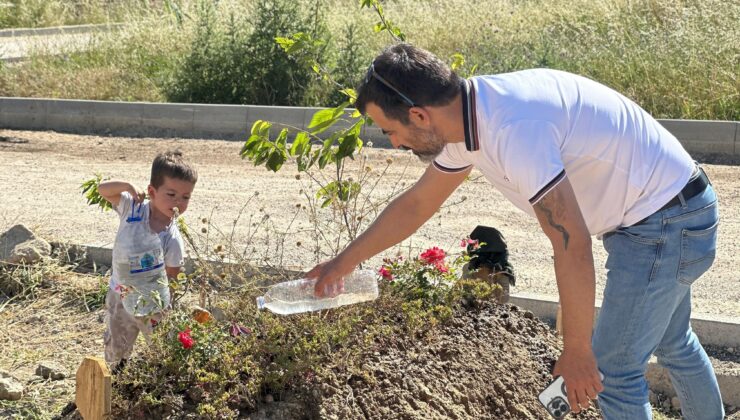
[128,185,146,204]
[98,180,146,208]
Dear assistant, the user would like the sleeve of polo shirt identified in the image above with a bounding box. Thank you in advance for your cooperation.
[497,120,566,205]
[432,144,472,173]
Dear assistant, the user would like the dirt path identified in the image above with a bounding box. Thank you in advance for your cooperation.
[1,129,738,318]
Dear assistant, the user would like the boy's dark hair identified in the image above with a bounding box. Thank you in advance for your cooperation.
[150,150,198,188]
[356,43,462,124]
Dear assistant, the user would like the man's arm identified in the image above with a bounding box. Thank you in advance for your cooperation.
[98,180,145,208]
[532,175,603,412]
[309,164,472,296]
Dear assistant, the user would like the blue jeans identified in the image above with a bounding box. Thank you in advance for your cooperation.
[594,184,724,419]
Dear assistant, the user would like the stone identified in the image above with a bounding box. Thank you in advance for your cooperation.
[36,361,67,380]
[8,238,52,264]
[648,390,657,405]
[671,396,681,411]
[0,377,23,401]
[0,224,35,262]
[728,347,735,354]
[209,306,227,322]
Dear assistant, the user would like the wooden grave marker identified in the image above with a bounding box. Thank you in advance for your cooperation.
[75,356,111,420]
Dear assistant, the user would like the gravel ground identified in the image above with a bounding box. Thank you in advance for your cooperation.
[1,129,738,319]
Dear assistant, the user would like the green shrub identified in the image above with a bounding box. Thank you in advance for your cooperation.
[166,0,325,106]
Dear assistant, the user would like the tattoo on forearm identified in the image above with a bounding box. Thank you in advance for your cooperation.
[535,200,570,250]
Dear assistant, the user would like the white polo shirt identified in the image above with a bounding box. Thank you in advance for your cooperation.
[433,69,694,236]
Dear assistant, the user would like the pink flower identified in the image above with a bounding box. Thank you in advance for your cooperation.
[434,261,449,273]
[460,238,480,249]
[420,247,446,265]
[378,266,393,281]
[178,328,195,349]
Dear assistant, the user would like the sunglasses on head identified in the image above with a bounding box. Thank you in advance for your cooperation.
[364,63,417,107]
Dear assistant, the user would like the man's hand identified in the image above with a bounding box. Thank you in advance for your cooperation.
[553,345,604,412]
[306,258,356,297]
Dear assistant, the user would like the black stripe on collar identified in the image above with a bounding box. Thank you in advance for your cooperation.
[461,79,480,151]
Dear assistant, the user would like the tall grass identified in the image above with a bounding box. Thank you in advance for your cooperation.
[0,0,157,29]
[0,0,737,120]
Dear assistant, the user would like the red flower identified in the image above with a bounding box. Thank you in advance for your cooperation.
[178,328,195,349]
[378,266,393,281]
[420,247,446,265]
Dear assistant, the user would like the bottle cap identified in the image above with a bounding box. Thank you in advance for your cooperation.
[256,296,265,310]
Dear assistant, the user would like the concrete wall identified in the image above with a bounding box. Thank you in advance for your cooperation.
[2,97,739,154]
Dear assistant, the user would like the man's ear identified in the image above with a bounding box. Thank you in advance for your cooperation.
[147,184,156,198]
[408,107,432,128]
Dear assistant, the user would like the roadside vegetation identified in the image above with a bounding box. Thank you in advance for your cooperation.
[0,0,154,29]
[0,0,737,120]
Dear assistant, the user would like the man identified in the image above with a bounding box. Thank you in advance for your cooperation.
[307,43,723,419]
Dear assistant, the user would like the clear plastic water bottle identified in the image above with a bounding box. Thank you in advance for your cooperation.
[256,270,378,315]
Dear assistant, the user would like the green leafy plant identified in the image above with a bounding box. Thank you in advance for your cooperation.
[166,0,325,106]
[80,173,112,211]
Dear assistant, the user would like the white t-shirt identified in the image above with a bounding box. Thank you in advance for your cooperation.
[109,191,185,289]
[434,69,694,236]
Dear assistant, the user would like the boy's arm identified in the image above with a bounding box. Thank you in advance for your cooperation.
[165,266,181,280]
[98,180,145,208]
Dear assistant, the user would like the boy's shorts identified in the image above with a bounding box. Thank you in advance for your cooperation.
[103,288,163,364]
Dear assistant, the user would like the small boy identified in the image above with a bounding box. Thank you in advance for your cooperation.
[98,150,197,367]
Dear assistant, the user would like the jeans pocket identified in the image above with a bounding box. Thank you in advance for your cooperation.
[678,220,718,285]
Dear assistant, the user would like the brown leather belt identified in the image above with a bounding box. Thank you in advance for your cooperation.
[633,167,711,226]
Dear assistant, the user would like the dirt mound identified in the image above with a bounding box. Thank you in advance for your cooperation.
[301,302,600,419]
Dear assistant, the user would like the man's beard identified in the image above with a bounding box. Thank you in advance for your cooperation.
[409,126,445,163]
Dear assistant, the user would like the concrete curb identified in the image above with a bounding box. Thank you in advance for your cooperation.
[647,357,740,408]
[0,23,123,38]
[512,292,740,407]
[2,98,740,155]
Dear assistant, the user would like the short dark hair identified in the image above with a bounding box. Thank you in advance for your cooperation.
[150,150,198,188]
[356,43,462,124]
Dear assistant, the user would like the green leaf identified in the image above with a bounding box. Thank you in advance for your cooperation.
[253,147,271,166]
[451,53,465,71]
[289,132,310,157]
[340,88,357,102]
[274,37,295,52]
[240,134,263,157]
[251,120,271,136]
[275,128,288,150]
[266,150,286,172]
[307,101,350,135]
[80,174,112,211]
